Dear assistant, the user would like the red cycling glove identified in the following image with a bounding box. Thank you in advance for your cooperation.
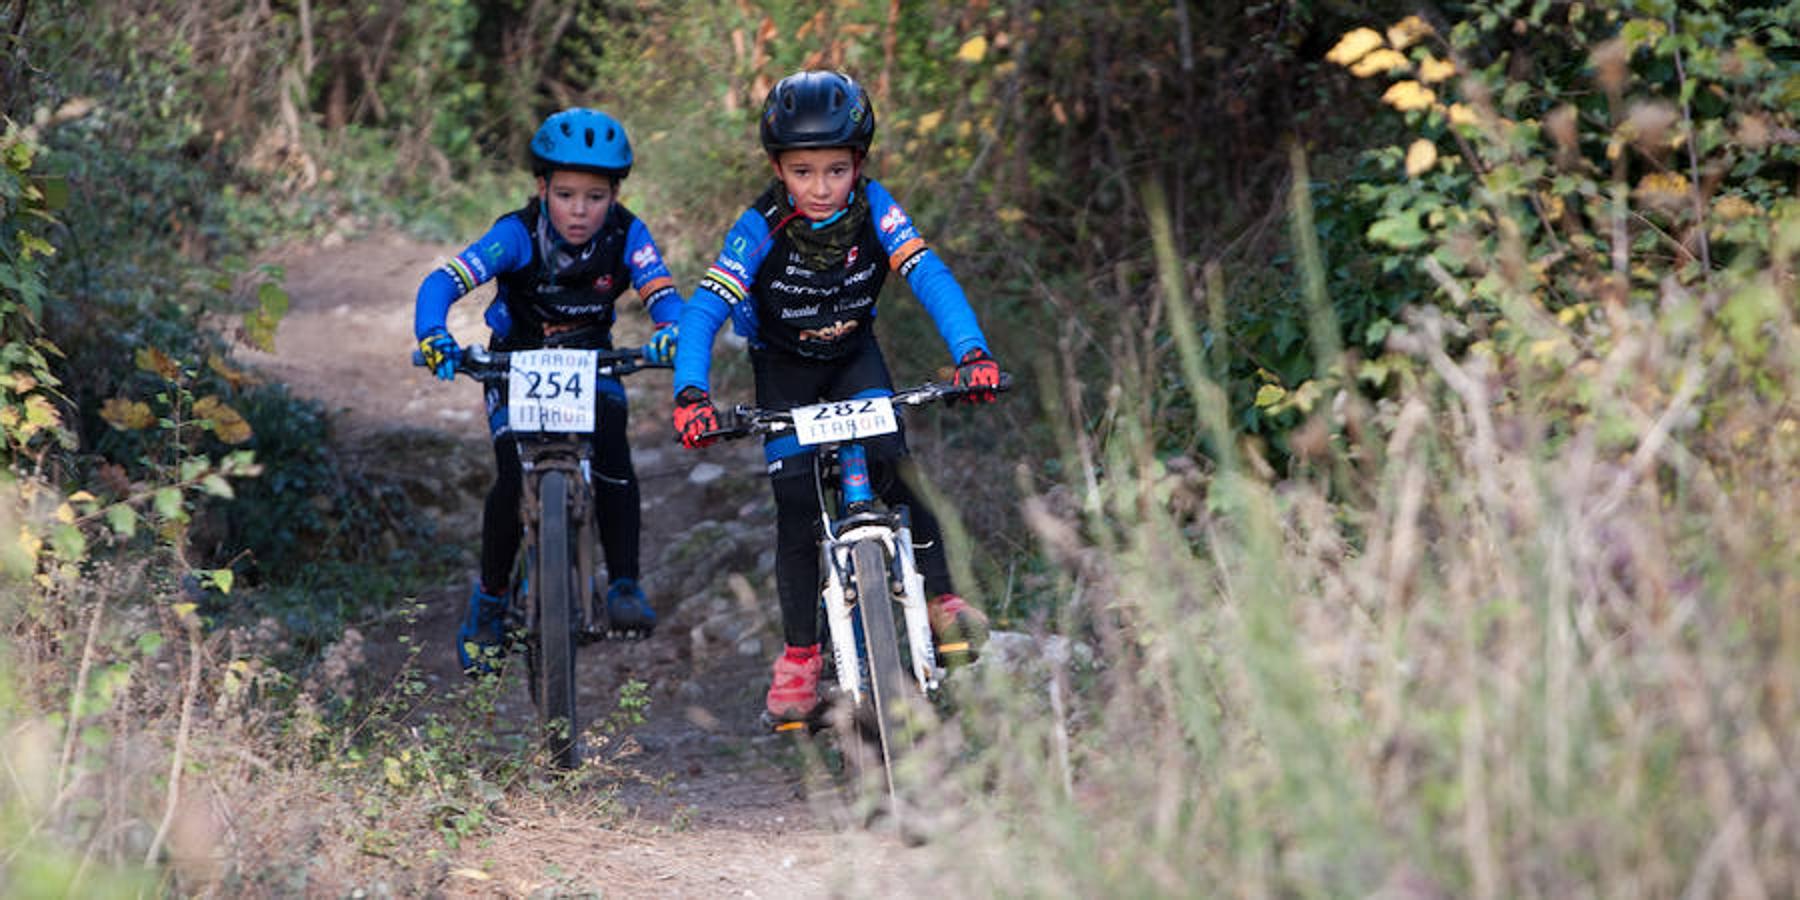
[673,386,721,448]
[952,348,1001,403]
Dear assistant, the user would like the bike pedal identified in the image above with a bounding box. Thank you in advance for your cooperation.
[936,640,979,666]
[760,709,824,734]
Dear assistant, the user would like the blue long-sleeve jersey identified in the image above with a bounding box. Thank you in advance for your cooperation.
[673,178,986,395]
[415,201,682,346]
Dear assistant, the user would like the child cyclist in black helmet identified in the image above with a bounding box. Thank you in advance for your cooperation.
[415,108,683,676]
[670,70,1002,725]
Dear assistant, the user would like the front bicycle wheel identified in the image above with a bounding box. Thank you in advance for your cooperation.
[851,538,923,818]
[535,470,579,769]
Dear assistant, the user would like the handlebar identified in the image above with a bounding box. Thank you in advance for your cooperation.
[412,345,671,384]
[699,372,1013,443]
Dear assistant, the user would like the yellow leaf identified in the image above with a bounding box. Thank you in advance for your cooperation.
[100,398,155,431]
[1634,171,1690,200]
[173,602,198,618]
[996,207,1026,224]
[135,347,180,381]
[450,868,493,882]
[1446,103,1477,126]
[1404,139,1439,176]
[193,395,253,444]
[207,354,257,389]
[916,110,943,133]
[956,35,988,64]
[1386,15,1434,51]
[1326,28,1385,67]
[1418,56,1457,83]
[1712,195,1758,221]
[1381,81,1436,112]
[19,526,42,560]
[55,503,75,524]
[1350,49,1410,78]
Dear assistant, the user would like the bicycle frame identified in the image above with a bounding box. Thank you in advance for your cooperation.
[420,341,668,767]
[704,379,1010,711]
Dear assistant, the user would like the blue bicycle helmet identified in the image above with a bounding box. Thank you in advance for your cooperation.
[760,71,876,156]
[530,108,633,179]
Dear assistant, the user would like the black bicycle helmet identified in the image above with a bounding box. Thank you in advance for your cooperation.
[530,108,633,179]
[759,70,876,155]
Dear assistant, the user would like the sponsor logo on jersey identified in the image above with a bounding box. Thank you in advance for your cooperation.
[799,319,860,343]
[879,205,907,233]
[845,246,859,268]
[631,245,659,269]
[593,274,614,292]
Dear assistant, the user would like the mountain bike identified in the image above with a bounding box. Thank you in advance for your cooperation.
[418,341,668,768]
[702,375,1009,822]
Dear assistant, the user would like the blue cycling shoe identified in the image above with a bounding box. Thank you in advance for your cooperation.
[604,578,656,636]
[456,581,510,676]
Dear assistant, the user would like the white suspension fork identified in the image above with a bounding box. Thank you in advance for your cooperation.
[820,539,863,704]
[893,524,938,692]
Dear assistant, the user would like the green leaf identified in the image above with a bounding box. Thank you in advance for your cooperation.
[136,632,165,656]
[51,522,86,560]
[1368,212,1429,249]
[202,568,234,595]
[200,474,234,498]
[152,487,184,520]
[257,281,289,317]
[105,504,138,538]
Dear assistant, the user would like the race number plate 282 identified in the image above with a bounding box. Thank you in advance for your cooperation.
[507,349,596,433]
[792,396,898,446]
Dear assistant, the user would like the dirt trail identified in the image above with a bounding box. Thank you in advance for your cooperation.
[240,231,935,897]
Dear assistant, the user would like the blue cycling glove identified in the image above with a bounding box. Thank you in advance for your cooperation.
[644,321,678,366]
[418,327,460,381]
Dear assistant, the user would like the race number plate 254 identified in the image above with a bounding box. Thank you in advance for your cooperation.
[792,396,898,446]
[507,349,596,433]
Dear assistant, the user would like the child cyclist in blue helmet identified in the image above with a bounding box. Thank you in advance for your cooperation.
[415,108,683,676]
[671,71,1002,725]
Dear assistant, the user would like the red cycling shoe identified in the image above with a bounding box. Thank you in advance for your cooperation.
[765,644,823,722]
[927,593,990,663]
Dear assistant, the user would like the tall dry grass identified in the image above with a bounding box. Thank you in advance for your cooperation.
[918,178,1798,897]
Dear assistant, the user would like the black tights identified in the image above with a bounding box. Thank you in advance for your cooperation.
[770,455,952,647]
[480,402,639,592]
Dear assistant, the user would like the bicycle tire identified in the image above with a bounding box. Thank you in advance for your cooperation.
[536,470,580,769]
[851,538,918,817]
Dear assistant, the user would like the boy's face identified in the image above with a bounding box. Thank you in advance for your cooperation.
[774,148,858,221]
[537,170,615,244]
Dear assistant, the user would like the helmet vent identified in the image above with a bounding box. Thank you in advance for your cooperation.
[584,127,595,147]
